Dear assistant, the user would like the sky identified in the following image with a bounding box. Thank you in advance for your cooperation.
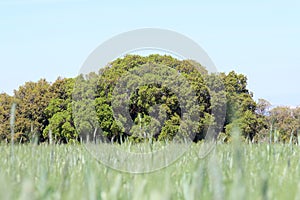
[0,0,299,106]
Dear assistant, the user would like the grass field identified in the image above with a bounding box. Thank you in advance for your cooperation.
[1,141,300,200]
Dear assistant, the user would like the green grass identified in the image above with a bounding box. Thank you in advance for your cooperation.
[0,142,300,200]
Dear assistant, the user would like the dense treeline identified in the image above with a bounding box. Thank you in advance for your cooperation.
[0,55,297,144]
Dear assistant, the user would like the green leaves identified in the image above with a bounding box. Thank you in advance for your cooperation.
[13,79,52,142]
[0,54,270,143]
[95,56,210,142]
[217,71,266,141]
[0,93,14,140]
[43,78,77,143]
[266,106,300,143]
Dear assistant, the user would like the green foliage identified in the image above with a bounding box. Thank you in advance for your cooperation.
[0,55,272,143]
[43,77,77,143]
[266,106,300,143]
[92,55,210,142]
[13,79,52,142]
[219,71,265,141]
[0,93,14,141]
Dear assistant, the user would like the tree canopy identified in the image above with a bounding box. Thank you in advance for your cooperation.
[0,54,290,144]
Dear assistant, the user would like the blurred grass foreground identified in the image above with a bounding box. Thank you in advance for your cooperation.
[0,142,299,200]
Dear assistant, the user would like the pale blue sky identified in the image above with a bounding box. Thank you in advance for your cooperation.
[0,0,299,106]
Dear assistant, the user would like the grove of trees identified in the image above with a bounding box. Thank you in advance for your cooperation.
[0,54,297,144]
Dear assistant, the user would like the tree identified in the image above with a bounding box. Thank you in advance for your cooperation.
[72,73,100,142]
[14,79,52,142]
[0,55,268,144]
[92,55,217,142]
[267,106,299,143]
[43,77,77,143]
[256,99,271,116]
[0,93,14,141]
[221,71,265,140]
